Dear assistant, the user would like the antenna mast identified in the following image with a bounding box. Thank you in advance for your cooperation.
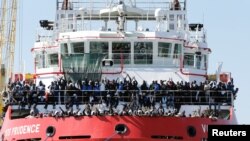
[0,0,17,90]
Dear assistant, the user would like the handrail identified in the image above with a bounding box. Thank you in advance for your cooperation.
[3,90,234,106]
[2,89,234,119]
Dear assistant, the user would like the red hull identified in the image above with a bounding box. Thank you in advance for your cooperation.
[0,107,237,141]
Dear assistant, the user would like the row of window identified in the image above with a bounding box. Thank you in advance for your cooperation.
[184,53,207,69]
[61,41,182,65]
[35,41,207,70]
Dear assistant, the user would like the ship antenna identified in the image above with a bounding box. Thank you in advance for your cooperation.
[62,0,72,10]
[117,0,126,32]
[184,0,187,10]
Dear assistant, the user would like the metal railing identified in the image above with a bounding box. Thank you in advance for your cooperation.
[3,90,234,107]
[56,0,186,11]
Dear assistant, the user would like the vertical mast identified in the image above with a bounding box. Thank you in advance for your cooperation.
[7,0,17,84]
[0,0,7,90]
[0,0,17,90]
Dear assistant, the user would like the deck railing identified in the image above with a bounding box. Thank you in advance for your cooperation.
[3,90,234,107]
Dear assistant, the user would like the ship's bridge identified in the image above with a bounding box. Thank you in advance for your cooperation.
[54,30,210,83]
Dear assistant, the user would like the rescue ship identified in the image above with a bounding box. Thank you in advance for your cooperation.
[0,0,238,140]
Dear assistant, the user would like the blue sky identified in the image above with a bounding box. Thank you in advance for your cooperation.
[15,0,250,124]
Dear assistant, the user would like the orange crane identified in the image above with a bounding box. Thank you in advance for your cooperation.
[0,0,17,91]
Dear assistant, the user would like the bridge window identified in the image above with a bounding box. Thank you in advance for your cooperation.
[196,55,202,69]
[169,14,175,21]
[158,42,172,58]
[184,53,194,67]
[134,42,153,64]
[90,42,108,53]
[112,42,131,64]
[61,43,69,55]
[169,24,175,30]
[72,42,84,54]
[35,50,47,68]
[35,54,42,68]
[177,14,183,20]
[173,44,182,58]
[48,54,58,66]
[203,55,207,69]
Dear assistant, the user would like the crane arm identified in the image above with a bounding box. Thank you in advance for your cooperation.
[0,0,7,90]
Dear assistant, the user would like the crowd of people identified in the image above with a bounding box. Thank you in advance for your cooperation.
[1,75,238,118]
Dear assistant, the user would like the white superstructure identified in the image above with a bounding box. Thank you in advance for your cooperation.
[31,0,210,86]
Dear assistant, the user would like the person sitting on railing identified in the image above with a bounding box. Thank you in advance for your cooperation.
[75,79,82,90]
[158,104,164,116]
[131,78,139,104]
[44,90,50,109]
[37,80,45,103]
[227,81,239,100]
[204,81,210,103]
[87,80,94,102]
[81,80,88,104]
[16,81,29,109]
[167,93,175,109]
[32,88,39,106]
[83,104,91,116]
[139,80,148,105]
[12,82,21,103]
[160,80,168,105]
[140,80,148,94]
[103,80,116,106]
[58,78,67,104]
[6,86,16,105]
[116,78,124,101]
[166,79,176,108]
[48,81,56,106]
[147,81,156,104]
[153,80,160,95]
[54,81,60,104]
[106,80,116,96]
[93,81,100,102]
[148,92,155,107]
[138,94,145,108]
[181,81,189,103]
[65,82,75,108]
[106,90,113,107]
[23,81,31,107]
[194,82,205,105]
[131,77,138,90]
[100,79,106,98]
[190,81,199,104]
[72,93,79,109]
[198,82,206,104]
[215,82,226,104]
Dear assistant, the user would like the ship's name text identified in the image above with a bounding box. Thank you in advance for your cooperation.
[5,124,40,136]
